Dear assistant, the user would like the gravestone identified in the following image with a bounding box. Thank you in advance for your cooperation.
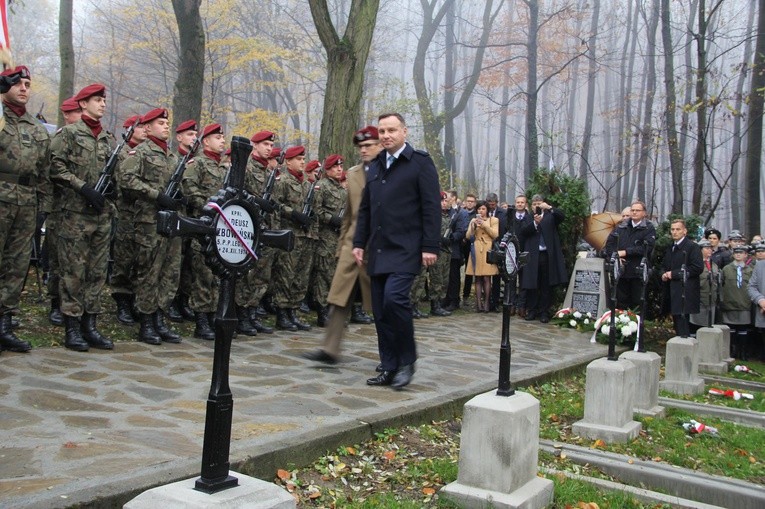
[563,258,608,319]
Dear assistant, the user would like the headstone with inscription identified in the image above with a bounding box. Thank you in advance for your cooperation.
[563,257,608,319]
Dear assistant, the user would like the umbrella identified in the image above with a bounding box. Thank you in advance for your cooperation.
[583,212,623,252]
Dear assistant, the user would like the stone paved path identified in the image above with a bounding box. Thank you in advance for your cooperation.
[0,311,606,508]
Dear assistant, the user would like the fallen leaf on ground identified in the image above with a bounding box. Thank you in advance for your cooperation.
[277,469,290,481]
[422,487,436,495]
[383,450,396,460]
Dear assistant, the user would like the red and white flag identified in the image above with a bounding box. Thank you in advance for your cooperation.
[0,0,10,49]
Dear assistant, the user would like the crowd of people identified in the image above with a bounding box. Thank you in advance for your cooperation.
[2,65,764,386]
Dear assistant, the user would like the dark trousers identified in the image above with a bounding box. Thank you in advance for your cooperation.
[672,314,690,337]
[490,274,501,311]
[617,277,644,310]
[371,273,417,372]
[527,251,551,317]
[445,258,462,305]
[507,271,526,308]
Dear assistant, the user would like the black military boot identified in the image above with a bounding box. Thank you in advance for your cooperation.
[180,294,195,321]
[154,310,181,343]
[194,311,215,340]
[236,305,258,336]
[412,306,429,319]
[248,307,273,334]
[276,308,298,331]
[317,306,330,327]
[81,312,114,350]
[0,312,32,352]
[166,296,184,323]
[350,303,372,324]
[298,299,311,314]
[113,293,135,325]
[49,297,64,326]
[430,299,452,317]
[289,308,312,331]
[138,313,162,345]
[255,304,268,317]
[62,315,88,352]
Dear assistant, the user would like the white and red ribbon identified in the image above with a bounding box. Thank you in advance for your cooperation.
[207,202,258,261]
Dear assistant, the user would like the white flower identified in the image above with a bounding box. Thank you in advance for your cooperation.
[629,322,639,333]
[573,311,582,319]
[584,319,590,325]
[601,324,610,335]
[586,312,592,318]
[622,327,633,337]
[619,314,630,324]
[569,320,577,327]
[558,312,566,318]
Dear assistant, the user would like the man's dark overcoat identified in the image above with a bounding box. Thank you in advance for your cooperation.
[603,219,656,279]
[661,238,703,315]
[519,208,568,289]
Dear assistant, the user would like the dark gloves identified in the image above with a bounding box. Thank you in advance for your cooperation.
[329,215,342,229]
[290,210,312,227]
[79,184,105,213]
[250,195,277,214]
[102,182,118,200]
[0,74,20,94]
[36,212,48,231]
[156,192,182,211]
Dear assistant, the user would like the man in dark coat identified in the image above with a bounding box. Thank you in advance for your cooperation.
[520,194,567,322]
[485,193,508,311]
[661,219,703,337]
[603,200,656,310]
[353,112,441,390]
[443,190,469,311]
[507,194,533,317]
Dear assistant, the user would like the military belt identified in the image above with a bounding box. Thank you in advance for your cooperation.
[0,172,36,186]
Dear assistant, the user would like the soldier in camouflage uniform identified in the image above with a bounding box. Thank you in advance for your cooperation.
[50,83,118,351]
[46,96,82,327]
[312,154,346,326]
[110,114,146,325]
[234,130,278,335]
[0,65,52,353]
[181,123,226,340]
[271,145,313,331]
[429,193,452,316]
[119,108,184,345]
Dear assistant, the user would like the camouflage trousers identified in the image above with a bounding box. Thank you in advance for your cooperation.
[272,235,314,308]
[46,212,60,299]
[0,202,35,313]
[188,240,218,313]
[56,209,113,316]
[110,216,135,296]
[430,251,450,300]
[178,239,194,296]
[411,267,428,305]
[132,222,182,315]
[235,245,274,308]
[312,233,338,308]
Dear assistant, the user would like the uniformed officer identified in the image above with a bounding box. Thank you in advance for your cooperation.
[181,123,226,340]
[119,107,183,345]
[46,96,82,327]
[0,65,52,353]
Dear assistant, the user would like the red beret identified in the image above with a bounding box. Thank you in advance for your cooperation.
[0,65,30,80]
[440,191,447,200]
[251,131,276,143]
[60,97,80,113]
[269,147,282,159]
[122,115,141,128]
[353,126,379,145]
[323,154,343,169]
[140,108,168,124]
[284,145,305,159]
[201,123,223,139]
[73,83,106,102]
[305,160,320,173]
[176,119,198,133]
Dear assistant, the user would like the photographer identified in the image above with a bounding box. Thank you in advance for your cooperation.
[465,201,499,312]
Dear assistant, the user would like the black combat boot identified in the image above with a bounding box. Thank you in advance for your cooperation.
[62,315,89,352]
[248,307,273,334]
[255,304,268,317]
[236,305,258,336]
[289,308,312,331]
[138,313,162,345]
[350,303,372,324]
[166,296,184,323]
[194,312,215,340]
[180,294,195,321]
[430,299,452,317]
[154,310,181,343]
[276,308,298,331]
[113,293,135,325]
[49,297,63,326]
[0,312,32,352]
[412,306,429,319]
[317,306,330,327]
[298,299,311,314]
[81,312,114,350]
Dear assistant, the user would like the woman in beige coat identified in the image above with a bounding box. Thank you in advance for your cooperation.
[466,202,499,312]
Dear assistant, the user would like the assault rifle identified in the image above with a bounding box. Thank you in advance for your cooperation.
[94,122,136,197]
[300,164,323,231]
[260,149,285,218]
[164,135,201,200]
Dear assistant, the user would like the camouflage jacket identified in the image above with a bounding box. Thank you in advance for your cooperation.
[314,176,346,234]
[119,139,178,223]
[273,169,309,238]
[50,120,116,214]
[0,108,52,211]
[245,157,278,229]
[302,179,320,239]
[182,153,227,216]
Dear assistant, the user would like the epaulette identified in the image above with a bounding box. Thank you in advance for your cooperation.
[414,148,430,156]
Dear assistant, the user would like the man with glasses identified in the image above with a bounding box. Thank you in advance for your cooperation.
[604,200,656,310]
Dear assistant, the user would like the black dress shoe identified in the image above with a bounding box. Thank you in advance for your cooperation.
[366,370,396,386]
[376,363,383,372]
[301,349,338,365]
[539,314,550,323]
[391,364,415,390]
[524,311,537,321]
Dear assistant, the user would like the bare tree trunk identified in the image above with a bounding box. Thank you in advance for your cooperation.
[524,0,540,182]
[745,0,765,236]
[660,0,683,214]
[58,0,75,127]
[498,75,510,200]
[464,97,477,192]
[443,1,456,183]
[171,0,205,131]
[309,0,380,162]
[636,0,659,202]
[679,0,700,165]
[618,0,639,207]
[565,0,586,175]
[578,0,600,179]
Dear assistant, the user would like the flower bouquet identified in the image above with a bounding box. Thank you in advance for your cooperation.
[591,309,640,345]
[551,308,595,333]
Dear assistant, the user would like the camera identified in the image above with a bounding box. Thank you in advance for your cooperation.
[535,206,542,216]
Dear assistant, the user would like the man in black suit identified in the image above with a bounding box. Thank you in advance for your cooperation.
[661,219,703,337]
[485,193,508,311]
[353,112,441,390]
[460,194,478,305]
[520,194,567,322]
[443,190,469,312]
[508,194,533,316]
